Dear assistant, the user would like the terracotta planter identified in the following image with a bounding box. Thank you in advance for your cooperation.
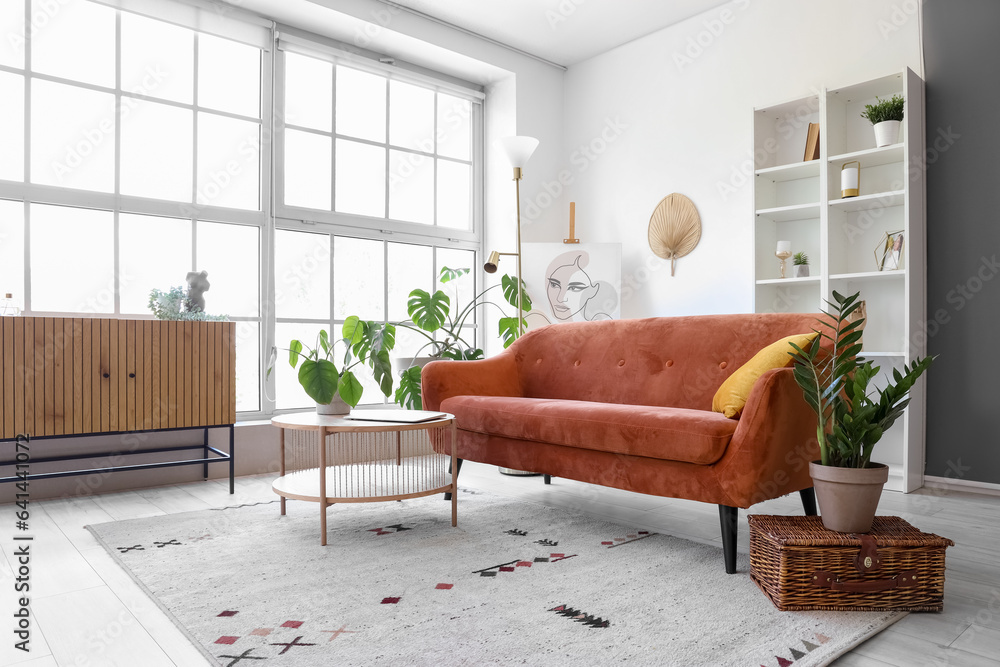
[317,392,350,416]
[809,461,888,533]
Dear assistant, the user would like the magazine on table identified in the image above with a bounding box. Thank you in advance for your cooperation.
[343,410,448,423]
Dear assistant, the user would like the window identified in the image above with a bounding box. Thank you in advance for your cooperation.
[272,229,479,410]
[0,0,267,413]
[277,48,476,235]
[270,43,482,411]
[0,1,483,418]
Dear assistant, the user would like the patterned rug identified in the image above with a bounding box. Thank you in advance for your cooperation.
[86,488,904,666]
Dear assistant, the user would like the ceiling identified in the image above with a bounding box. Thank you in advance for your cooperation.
[387,0,731,66]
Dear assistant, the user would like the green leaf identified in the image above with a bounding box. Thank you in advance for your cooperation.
[499,316,525,349]
[337,370,364,407]
[350,321,396,366]
[442,347,484,360]
[288,339,303,368]
[318,329,330,356]
[342,316,362,346]
[370,349,394,397]
[407,289,450,332]
[297,358,340,404]
[440,266,470,284]
[394,366,423,410]
[501,274,532,312]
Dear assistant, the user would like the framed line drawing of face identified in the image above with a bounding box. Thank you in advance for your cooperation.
[521,243,622,329]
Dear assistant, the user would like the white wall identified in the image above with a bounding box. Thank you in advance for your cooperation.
[551,0,922,318]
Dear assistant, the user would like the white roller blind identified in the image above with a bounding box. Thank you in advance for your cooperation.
[90,0,272,48]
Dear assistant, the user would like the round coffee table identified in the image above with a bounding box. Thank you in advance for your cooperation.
[270,412,457,545]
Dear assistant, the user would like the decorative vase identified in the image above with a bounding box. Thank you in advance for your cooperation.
[0,293,21,316]
[873,120,900,147]
[317,392,350,416]
[809,461,889,533]
[793,265,810,278]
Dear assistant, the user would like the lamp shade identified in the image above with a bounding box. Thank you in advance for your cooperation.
[496,136,539,168]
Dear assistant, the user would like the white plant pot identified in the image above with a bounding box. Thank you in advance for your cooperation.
[393,356,439,371]
[793,264,810,278]
[873,120,900,147]
[317,392,350,416]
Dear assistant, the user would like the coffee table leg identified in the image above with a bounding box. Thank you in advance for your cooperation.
[450,421,458,527]
[319,427,327,546]
[279,428,286,516]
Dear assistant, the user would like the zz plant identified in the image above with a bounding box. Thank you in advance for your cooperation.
[789,290,934,468]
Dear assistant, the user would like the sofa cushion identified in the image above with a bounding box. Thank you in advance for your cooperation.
[440,395,738,465]
[711,332,818,419]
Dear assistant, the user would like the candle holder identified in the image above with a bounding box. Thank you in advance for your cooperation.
[775,241,792,279]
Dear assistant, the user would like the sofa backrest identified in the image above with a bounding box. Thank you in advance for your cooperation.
[510,313,822,410]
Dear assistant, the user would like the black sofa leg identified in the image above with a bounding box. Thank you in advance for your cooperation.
[543,474,551,485]
[444,458,463,501]
[719,505,738,574]
[800,487,818,516]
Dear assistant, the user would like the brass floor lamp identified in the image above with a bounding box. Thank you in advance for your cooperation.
[487,136,540,477]
[484,136,539,338]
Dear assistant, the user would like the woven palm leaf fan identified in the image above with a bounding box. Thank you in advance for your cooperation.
[648,193,702,276]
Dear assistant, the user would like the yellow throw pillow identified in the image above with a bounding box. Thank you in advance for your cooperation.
[711,332,818,419]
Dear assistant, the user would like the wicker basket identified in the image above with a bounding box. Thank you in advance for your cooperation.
[749,515,953,611]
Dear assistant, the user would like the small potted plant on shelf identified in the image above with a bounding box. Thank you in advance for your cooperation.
[269,317,396,415]
[792,252,810,278]
[393,266,531,410]
[789,290,934,533]
[860,94,904,148]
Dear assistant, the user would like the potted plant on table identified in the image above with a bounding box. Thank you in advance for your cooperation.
[269,316,396,415]
[792,252,810,278]
[860,94,904,148]
[393,266,531,409]
[789,291,934,533]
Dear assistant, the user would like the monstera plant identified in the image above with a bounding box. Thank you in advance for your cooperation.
[393,266,531,409]
[268,316,396,413]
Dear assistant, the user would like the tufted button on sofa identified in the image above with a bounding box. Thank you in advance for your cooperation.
[421,313,822,574]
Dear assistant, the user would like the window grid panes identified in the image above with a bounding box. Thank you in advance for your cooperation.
[274,229,479,410]
[279,49,476,235]
[1,0,266,413]
[1,3,483,418]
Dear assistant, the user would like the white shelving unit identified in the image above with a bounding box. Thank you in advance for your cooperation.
[751,68,927,492]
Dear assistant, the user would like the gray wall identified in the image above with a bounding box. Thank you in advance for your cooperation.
[923,0,1000,484]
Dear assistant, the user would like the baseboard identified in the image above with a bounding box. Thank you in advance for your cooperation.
[923,475,1000,497]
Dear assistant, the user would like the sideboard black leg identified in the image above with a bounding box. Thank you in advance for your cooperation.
[719,505,738,574]
[800,487,818,516]
[228,425,235,495]
[203,428,209,480]
[543,474,551,485]
[444,458,463,501]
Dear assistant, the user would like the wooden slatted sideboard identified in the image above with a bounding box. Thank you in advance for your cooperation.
[0,317,236,493]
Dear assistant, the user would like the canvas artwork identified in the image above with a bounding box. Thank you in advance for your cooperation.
[520,243,622,330]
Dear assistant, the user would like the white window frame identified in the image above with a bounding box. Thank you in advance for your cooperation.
[0,0,486,421]
[261,33,484,415]
[0,0,272,416]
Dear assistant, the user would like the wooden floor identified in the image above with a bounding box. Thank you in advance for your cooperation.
[1,461,999,666]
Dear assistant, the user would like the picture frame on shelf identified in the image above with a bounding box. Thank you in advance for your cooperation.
[874,230,904,271]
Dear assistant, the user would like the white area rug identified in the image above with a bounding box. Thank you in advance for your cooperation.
[87,488,904,666]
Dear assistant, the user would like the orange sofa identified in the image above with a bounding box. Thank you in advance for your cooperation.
[421,313,822,573]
